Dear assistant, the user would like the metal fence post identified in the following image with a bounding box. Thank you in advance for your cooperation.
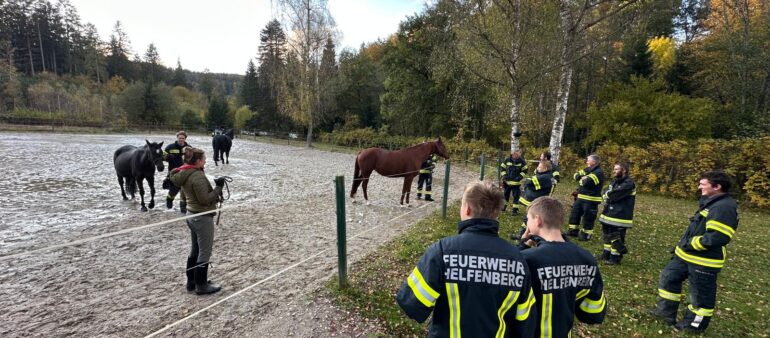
[442,160,451,219]
[480,154,486,181]
[335,175,347,288]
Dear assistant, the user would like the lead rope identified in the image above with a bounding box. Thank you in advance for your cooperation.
[215,176,233,225]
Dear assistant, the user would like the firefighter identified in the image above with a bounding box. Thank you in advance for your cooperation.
[500,150,528,215]
[163,131,191,213]
[519,196,607,337]
[568,154,605,241]
[539,151,561,188]
[416,154,439,202]
[396,181,537,337]
[598,162,636,265]
[511,159,553,240]
[651,171,738,333]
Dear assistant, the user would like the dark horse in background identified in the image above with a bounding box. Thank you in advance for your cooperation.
[350,138,450,206]
[114,140,165,212]
[212,128,234,166]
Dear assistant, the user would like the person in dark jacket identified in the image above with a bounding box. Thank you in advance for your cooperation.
[511,159,553,240]
[417,154,439,201]
[500,151,528,215]
[396,181,537,337]
[519,196,607,337]
[651,171,738,333]
[169,146,226,295]
[163,131,190,213]
[539,151,561,186]
[568,154,605,241]
[598,162,636,265]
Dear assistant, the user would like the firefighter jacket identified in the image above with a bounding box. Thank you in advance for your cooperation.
[520,171,554,207]
[674,194,738,270]
[522,241,607,337]
[501,156,528,186]
[164,141,190,171]
[419,154,438,174]
[573,166,605,203]
[396,218,538,338]
[536,163,561,183]
[599,176,636,228]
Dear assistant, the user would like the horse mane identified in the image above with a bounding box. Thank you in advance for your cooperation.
[400,141,434,152]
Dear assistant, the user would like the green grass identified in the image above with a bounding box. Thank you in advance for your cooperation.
[323,183,770,337]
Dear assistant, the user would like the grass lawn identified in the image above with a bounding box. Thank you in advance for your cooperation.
[324,181,770,337]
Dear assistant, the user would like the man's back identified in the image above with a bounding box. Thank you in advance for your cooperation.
[522,241,607,337]
[397,218,537,337]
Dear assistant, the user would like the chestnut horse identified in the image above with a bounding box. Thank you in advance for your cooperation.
[350,138,450,205]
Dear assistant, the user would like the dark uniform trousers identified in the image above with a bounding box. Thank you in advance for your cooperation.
[504,184,522,212]
[416,173,432,198]
[656,256,719,330]
[569,199,600,235]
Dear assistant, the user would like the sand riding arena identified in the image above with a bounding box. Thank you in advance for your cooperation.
[0,132,475,337]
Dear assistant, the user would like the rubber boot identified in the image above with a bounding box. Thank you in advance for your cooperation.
[166,197,173,210]
[598,250,611,262]
[179,201,187,214]
[607,254,622,265]
[425,196,434,202]
[612,239,629,255]
[194,263,221,295]
[578,231,592,241]
[185,257,196,291]
[567,228,579,237]
[650,298,679,326]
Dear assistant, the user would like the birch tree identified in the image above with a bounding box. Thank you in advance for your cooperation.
[277,0,336,147]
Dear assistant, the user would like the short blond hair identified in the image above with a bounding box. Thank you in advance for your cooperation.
[527,196,564,229]
[463,181,504,219]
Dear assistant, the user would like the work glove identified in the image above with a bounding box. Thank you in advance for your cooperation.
[214,177,226,187]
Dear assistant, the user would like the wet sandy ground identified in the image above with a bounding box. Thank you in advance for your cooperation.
[0,132,475,337]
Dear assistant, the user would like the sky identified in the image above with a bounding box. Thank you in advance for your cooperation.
[70,0,427,75]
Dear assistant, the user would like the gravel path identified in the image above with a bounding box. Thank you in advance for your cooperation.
[0,132,475,337]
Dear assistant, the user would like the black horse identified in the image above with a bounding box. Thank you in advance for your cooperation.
[114,140,165,211]
[212,128,234,166]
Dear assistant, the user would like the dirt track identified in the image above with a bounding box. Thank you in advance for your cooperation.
[0,132,475,337]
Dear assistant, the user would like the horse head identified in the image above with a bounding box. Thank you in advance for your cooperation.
[433,137,450,159]
[145,140,165,172]
[225,128,234,139]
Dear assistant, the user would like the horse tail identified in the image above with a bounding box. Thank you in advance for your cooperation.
[354,155,361,180]
[126,176,137,197]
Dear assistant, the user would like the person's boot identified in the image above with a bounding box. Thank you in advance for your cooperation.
[607,254,622,265]
[578,231,592,241]
[598,250,611,262]
[179,201,187,214]
[612,239,629,255]
[567,228,579,237]
[650,297,679,326]
[185,257,197,291]
[166,197,173,210]
[425,195,434,202]
[416,193,422,200]
[194,262,221,295]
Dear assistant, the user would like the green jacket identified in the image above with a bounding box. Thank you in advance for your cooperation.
[169,166,222,214]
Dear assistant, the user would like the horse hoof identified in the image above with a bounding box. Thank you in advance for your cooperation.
[141,206,148,212]
[148,202,155,209]
[122,197,128,201]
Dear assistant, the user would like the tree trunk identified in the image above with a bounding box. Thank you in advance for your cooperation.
[37,21,45,72]
[27,35,35,76]
[508,0,522,154]
[549,0,575,165]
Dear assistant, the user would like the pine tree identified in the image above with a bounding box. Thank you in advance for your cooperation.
[239,59,258,111]
[143,43,161,83]
[171,58,187,87]
[206,94,230,128]
[256,19,287,130]
[106,21,134,80]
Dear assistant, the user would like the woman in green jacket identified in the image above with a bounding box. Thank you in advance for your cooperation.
[170,146,225,295]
